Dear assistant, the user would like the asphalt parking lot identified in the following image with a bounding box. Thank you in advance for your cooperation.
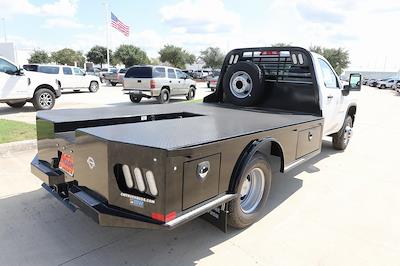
[0,86,400,266]
[0,82,212,124]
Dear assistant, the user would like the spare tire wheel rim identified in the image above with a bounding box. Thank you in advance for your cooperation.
[230,71,253,99]
[39,92,53,108]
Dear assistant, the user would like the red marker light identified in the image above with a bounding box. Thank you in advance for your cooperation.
[152,211,176,222]
[261,50,279,56]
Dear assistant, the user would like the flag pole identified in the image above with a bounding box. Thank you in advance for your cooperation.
[103,1,110,67]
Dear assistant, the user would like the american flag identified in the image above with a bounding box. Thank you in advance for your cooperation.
[111,12,129,37]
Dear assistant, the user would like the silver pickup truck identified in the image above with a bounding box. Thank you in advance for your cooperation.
[122,65,197,103]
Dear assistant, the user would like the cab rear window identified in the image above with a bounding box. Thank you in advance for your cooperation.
[125,67,153,78]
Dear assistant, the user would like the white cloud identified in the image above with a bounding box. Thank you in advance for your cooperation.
[40,0,78,17]
[160,0,240,34]
[0,0,78,17]
[43,18,85,29]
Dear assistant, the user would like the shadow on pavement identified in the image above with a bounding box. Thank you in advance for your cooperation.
[0,141,341,266]
[0,105,36,115]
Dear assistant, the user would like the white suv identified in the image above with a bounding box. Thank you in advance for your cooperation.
[24,64,100,93]
[0,56,61,110]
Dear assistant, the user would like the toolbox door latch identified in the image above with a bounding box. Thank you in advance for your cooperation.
[197,161,210,182]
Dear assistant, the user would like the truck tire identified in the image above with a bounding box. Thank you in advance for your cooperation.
[380,84,385,89]
[89,81,99,92]
[130,95,142,103]
[223,61,265,106]
[158,88,170,104]
[228,153,272,229]
[332,115,353,150]
[32,88,55,110]
[111,82,117,87]
[6,101,26,108]
[186,87,195,100]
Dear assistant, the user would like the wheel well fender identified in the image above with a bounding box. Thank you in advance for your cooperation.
[228,138,285,193]
[347,105,357,124]
[35,84,56,95]
[161,86,170,92]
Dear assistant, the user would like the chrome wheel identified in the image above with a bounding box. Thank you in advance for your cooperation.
[229,71,253,99]
[39,92,53,108]
[240,167,265,214]
[90,82,99,92]
[343,121,353,146]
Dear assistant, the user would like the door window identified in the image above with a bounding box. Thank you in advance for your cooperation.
[318,59,339,88]
[167,69,176,79]
[176,69,186,79]
[63,67,73,75]
[0,59,18,75]
[73,68,84,76]
[153,67,166,78]
[38,66,60,74]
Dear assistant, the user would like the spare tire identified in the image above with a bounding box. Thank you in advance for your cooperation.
[223,61,265,106]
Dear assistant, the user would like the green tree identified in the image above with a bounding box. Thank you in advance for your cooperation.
[51,48,85,67]
[28,49,51,64]
[310,46,350,75]
[113,45,150,67]
[86,45,111,68]
[159,45,195,69]
[199,47,225,69]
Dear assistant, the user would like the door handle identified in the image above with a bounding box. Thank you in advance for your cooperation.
[169,80,172,83]
[327,95,333,99]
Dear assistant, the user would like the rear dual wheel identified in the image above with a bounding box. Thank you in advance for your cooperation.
[228,153,272,229]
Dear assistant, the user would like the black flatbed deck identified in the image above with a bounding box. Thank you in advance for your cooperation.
[38,103,321,150]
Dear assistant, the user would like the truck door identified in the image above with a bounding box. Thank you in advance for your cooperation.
[73,67,86,88]
[167,68,178,95]
[61,67,75,89]
[176,69,188,95]
[318,58,343,135]
[0,58,29,100]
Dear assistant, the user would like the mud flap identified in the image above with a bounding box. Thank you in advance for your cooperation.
[201,203,229,233]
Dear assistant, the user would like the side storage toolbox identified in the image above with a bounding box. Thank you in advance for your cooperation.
[183,154,221,210]
[296,125,322,158]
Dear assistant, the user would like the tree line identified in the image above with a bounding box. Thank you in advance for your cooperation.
[28,45,226,70]
[28,43,349,74]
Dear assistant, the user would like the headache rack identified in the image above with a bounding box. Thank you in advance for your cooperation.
[206,47,321,116]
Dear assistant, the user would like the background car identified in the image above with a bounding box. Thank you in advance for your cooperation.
[362,77,369,85]
[123,65,196,104]
[23,64,101,93]
[103,68,127,86]
[376,78,398,89]
[367,78,378,87]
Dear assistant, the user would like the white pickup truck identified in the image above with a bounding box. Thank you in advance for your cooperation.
[0,56,61,110]
[23,64,101,93]
[31,47,361,231]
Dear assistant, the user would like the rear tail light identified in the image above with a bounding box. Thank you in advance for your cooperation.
[122,165,134,188]
[145,170,158,196]
[133,167,146,192]
[150,80,156,89]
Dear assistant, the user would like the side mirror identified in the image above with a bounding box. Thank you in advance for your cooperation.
[16,68,24,76]
[343,73,361,95]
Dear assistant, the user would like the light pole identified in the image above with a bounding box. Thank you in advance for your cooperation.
[1,17,7,42]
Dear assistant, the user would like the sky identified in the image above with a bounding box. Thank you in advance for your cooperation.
[1,0,400,71]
